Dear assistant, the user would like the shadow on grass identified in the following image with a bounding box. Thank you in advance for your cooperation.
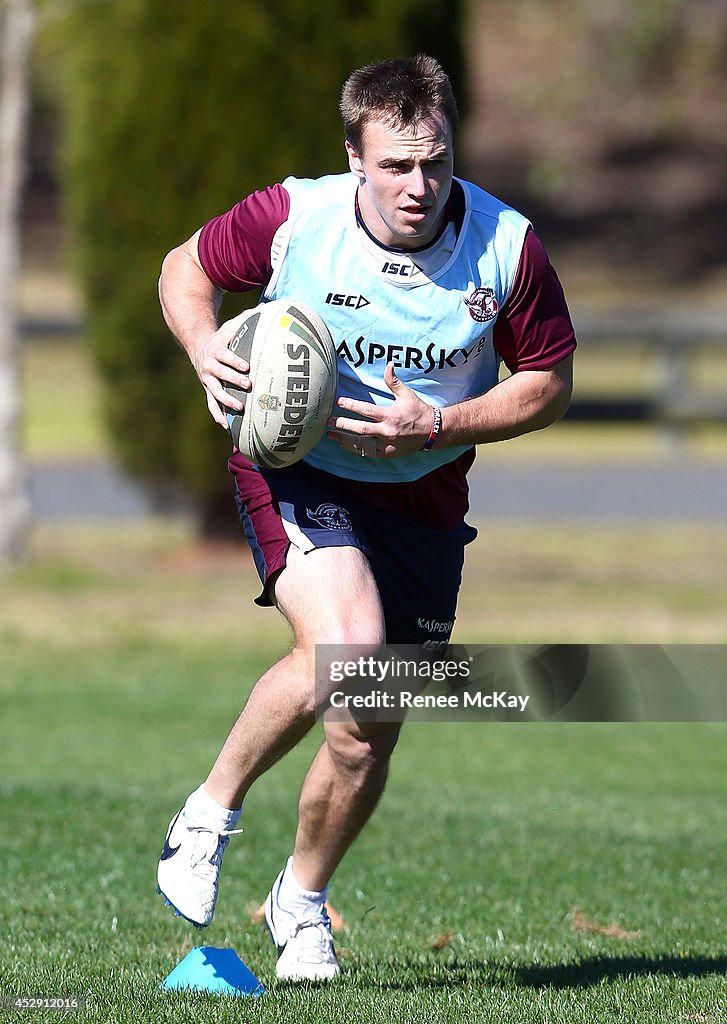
[514,954,727,989]
[350,954,727,991]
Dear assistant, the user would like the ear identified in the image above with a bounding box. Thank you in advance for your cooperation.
[345,140,365,179]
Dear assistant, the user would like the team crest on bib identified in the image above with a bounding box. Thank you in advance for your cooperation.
[306,503,352,531]
[463,287,499,323]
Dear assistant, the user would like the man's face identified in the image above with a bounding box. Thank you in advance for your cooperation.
[345,113,454,250]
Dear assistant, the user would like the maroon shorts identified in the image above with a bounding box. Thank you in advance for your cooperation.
[229,452,477,647]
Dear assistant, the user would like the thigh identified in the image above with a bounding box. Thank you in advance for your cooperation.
[273,544,385,650]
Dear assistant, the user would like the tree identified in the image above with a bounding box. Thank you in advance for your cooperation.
[57,0,463,534]
[0,0,34,568]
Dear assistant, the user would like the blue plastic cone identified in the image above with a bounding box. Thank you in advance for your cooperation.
[161,946,264,997]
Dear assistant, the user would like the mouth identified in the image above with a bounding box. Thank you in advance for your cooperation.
[401,204,431,221]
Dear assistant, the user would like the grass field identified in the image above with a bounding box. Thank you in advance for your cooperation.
[7,328,727,1020]
[2,523,727,1023]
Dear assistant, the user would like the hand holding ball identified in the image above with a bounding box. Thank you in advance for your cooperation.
[224,300,337,468]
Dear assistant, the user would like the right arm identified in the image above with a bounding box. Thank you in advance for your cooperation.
[158,230,250,428]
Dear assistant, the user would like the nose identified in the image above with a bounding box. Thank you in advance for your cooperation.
[406,165,427,199]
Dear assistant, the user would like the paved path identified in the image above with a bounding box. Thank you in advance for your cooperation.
[30,461,155,521]
[29,459,727,523]
[467,461,727,521]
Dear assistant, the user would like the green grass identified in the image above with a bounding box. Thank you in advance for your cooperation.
[8,312,727,1023]
[2,641,726,1023]
[4,519,727,649]
[2,527,727,1022]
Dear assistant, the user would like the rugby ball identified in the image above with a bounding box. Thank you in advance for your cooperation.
[224,299,338,469]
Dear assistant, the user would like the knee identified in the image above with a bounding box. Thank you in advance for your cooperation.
[281,631,388,720]
[295,625,387,713]
[323,720,401,778]
[322,620,386,652]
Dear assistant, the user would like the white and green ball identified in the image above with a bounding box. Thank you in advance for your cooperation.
[225,299,338,468]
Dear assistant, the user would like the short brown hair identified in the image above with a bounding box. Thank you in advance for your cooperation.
[340,55,459,152]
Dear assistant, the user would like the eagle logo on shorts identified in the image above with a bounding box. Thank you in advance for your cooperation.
[306,503,352,531]
[463,287,499,323]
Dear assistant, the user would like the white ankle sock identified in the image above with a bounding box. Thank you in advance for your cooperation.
[182,784,242,831]
[276,855,327,918]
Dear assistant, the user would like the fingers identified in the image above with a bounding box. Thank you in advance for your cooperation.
[338,433,379,457]
[331,397,384,423]
[217,346,250,377]
[331,363,412,424]
[327,413,379,435]
[384,360,404,392]
[200,370,248,415]
[327,372,433,457]
[327,430,396,458]
[198,343,250,389]
[205,388,232,430]
[206,359,251,410]
[193,330,251,417]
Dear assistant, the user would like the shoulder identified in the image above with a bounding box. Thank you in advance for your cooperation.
[197,182,293,291]
[494,226,577,372]
[457,177,530,233]
[512,228,558,292]
[202,182,291,242]
[456,178,531,281]
[282,172,357,213]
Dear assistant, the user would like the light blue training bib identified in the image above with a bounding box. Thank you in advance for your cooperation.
[264,173,530,482]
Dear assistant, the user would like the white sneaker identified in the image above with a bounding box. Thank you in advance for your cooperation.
[156,809,243,928]
[264,868,341,981]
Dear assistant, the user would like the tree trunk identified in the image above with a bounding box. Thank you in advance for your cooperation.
[0,0,33,567]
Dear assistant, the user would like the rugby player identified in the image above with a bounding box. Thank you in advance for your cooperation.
[156,55,576,981]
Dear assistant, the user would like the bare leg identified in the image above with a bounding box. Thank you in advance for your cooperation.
[203,544,386,810]
[203,645,317,809]
[291,716,401,890]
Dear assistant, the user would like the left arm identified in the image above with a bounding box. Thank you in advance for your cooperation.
[439,353,572,445]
